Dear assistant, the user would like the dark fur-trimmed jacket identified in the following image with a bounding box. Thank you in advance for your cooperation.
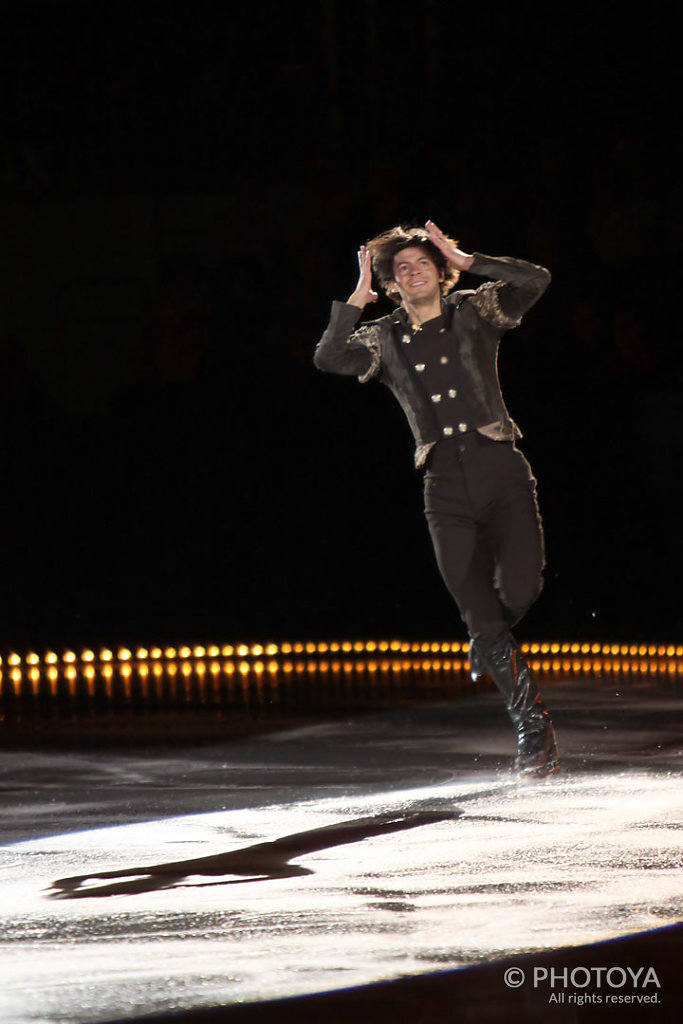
[314,253,551,468]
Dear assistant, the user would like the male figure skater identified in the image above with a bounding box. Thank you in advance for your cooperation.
[314,220,560,777]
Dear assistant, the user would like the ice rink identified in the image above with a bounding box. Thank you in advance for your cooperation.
[0,670,681,1023]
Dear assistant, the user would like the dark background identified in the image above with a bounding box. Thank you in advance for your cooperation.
[0,0,680,652]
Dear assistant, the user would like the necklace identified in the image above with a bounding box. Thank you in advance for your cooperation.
[400,309,446,345]
[410,312,446,334]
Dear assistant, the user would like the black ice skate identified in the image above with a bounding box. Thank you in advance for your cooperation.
[471,634,561,778]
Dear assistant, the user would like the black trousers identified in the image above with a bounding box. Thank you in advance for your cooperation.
[424,433,545,640]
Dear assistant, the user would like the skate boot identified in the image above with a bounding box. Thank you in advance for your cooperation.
[472,634,561,778]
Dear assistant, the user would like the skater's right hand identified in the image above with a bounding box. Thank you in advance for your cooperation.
[347,245,378,309]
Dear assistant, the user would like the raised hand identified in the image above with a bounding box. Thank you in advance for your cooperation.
[347,245,378,309]
[425,220,474,271]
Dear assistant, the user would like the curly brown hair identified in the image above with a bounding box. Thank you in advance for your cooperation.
[366,225,461,304]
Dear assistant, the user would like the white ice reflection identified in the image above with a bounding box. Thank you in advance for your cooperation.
[0,770,681,1023]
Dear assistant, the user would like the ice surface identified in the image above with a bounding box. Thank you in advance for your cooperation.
[0,678,680,1023]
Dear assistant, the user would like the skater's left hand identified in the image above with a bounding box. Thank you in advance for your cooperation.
[425,220,474,271]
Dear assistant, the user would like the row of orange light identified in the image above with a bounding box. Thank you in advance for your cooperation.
[2,641,462,666]
[3,655,683,691]
[2,640,683,668]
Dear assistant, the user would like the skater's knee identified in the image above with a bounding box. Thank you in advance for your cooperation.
[502,575,543,624]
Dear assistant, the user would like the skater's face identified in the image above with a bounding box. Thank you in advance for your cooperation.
[390,246,444,305]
